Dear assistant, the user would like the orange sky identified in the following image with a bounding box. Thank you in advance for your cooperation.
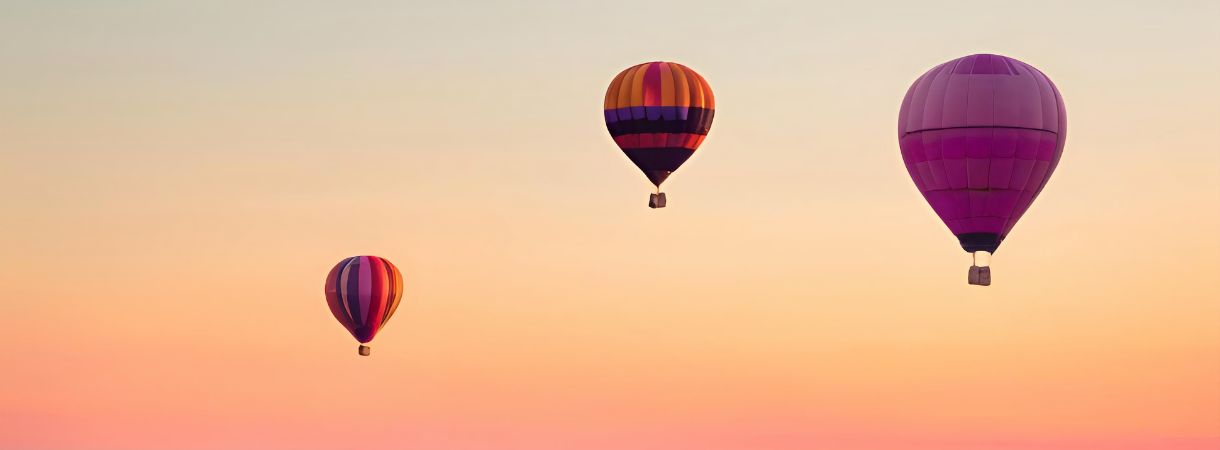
[1,1,1218,449]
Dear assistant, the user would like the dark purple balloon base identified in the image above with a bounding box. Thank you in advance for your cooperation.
[623,148,694,186]
[956,232,1002,253]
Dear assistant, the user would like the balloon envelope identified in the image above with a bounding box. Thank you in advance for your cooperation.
[897,54,1066,253]
[324,256,403,344]
[604,61,714,186]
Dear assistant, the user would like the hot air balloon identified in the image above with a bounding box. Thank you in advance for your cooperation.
[604,61,714,208]
[324,256,404,355]
[897,54,1066,286]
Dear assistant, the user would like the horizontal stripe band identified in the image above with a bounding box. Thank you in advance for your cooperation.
[605,109,714,137]
[901,125,1060,136]
[613,133,705,150]
[604,106,713,122]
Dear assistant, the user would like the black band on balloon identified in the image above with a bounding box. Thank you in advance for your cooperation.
[956,233,1002,253]
[606,108,714,137]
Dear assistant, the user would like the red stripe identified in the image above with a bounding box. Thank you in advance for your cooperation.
[363,257,390,339]
[666,133,684,148]
[614,132,644,147]
[684,133,701,149]
[642,62,662,106]
[639,133,656,148]
[613,133,701,150]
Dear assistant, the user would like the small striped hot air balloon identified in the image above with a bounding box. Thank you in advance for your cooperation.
[324,256,404,356]
[898,54,1066,286]
[604,61,714,208]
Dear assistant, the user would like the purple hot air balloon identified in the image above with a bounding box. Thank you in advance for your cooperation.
[898,54,1066,286]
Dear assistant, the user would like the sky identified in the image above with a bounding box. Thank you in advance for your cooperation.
[1,1,1218,449]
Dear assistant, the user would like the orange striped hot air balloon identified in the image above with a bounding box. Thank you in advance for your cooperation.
[604,61,714,208]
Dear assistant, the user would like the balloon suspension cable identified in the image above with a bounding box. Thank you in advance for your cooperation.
[972,250,991,267]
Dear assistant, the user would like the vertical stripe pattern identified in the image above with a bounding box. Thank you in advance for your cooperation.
[604,61,715,186]
[324,256,404,344]
[897,54,1066,253]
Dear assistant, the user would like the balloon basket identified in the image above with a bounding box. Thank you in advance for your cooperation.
[649,192,667,209]
[358,345,371,356]
[968,266,991,286]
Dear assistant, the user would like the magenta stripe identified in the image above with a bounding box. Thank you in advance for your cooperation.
[356,256,373,326]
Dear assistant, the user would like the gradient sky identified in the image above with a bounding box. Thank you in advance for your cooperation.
[2,1,1218,449]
